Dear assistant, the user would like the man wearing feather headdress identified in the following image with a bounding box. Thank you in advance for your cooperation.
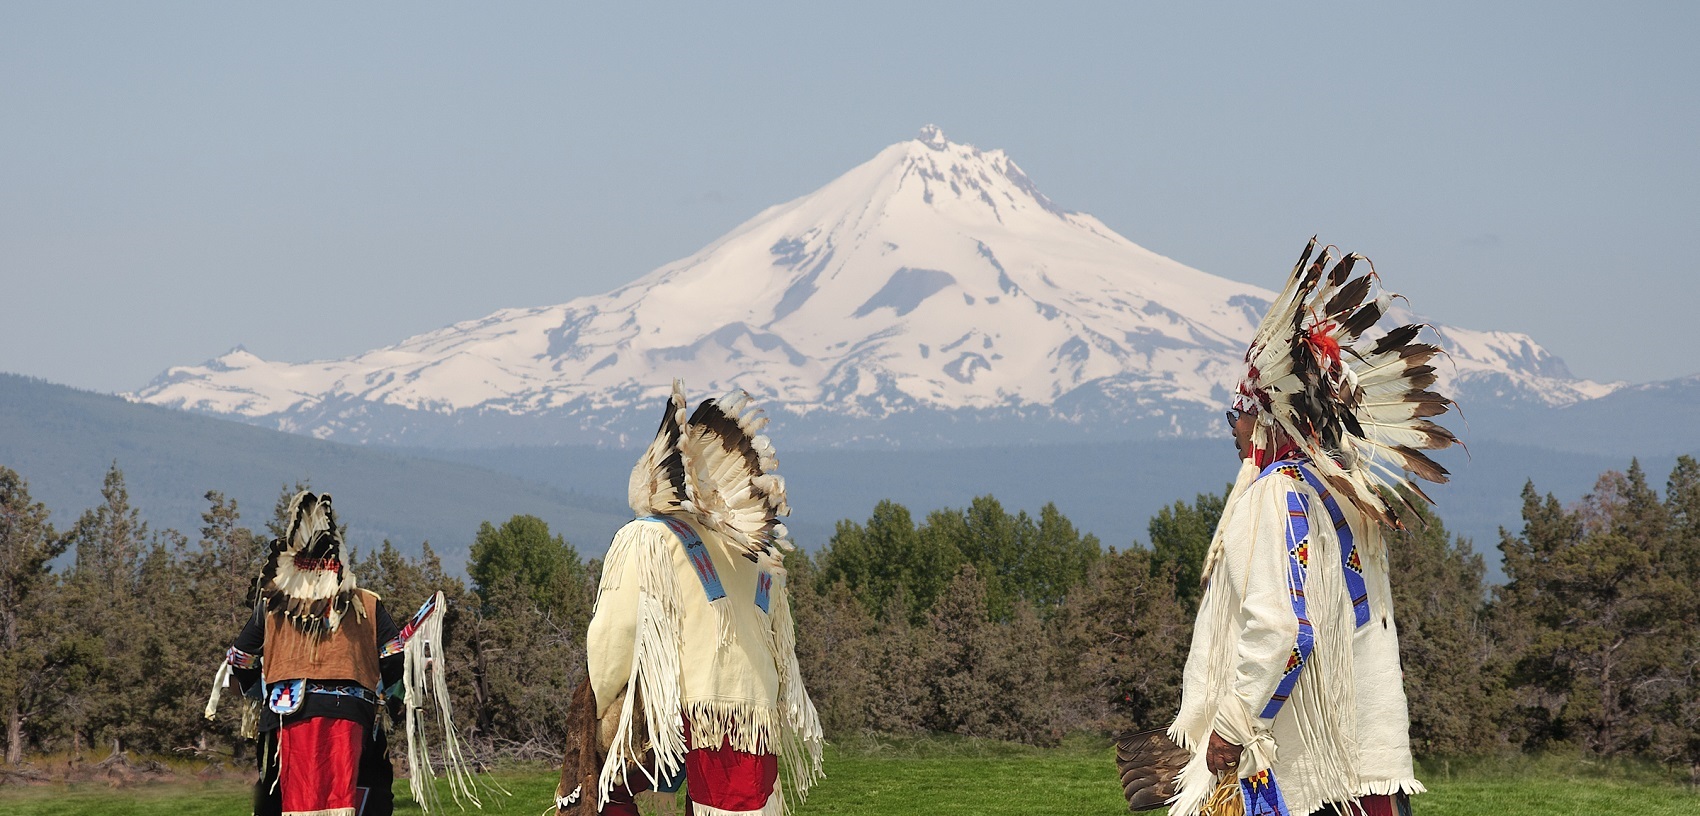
[1163,240,1458,816]
[554,381,823,816]
[205,491,479,816]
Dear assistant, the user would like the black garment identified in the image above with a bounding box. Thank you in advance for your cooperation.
[253,725,397,816]
[237,598,405,816]
[230,599,405,731]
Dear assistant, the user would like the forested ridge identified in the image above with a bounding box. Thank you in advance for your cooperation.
[0,457,1696,779]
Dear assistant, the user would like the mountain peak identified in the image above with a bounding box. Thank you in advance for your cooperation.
[916,124,949,150]
[131,133,1617,446]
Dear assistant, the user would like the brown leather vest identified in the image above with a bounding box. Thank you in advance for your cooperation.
[263,589,381,692]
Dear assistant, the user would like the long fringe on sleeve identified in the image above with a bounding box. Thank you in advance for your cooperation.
[765,568,824,812]
[596,522,691,808]
[401,591,482,813]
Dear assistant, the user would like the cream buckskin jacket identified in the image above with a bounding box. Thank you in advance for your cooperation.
[587,515,822,815]
[1169,459,1424,816]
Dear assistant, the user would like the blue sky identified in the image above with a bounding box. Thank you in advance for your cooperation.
[2,2,1695,392]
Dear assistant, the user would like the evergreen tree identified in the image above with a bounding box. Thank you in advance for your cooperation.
[131,530,208,754]
[1655,457,1700,771]
[355,540,466,617]
[184,492,265,757]
[59,464,149,754]
[948,497,1024,620]
[188,491,262,629]
[977,599,1056,743]
[926,564,998,735]
[461,570,586,748]
[0,466,63,763]
[460,516,592,749]
[862,586,938,734]
[468,514,586,616]
[1492,462,1689,756]
[824,496,1101,625]
[1015,503,1101,614]
[1148,489,1228,610]
[1050,547,1190,734]
[821,500,961,624]
[784,551,876,736]
[1384,499,1498,756]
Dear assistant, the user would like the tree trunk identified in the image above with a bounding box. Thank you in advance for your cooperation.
[5,702,22,765]
[474,631,492,734]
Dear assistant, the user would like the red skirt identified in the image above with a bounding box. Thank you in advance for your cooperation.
[278,717,365,816]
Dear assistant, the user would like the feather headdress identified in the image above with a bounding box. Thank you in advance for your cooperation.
[1234,238,1459,527]
[259,491,361,636]
[627,380,792,561]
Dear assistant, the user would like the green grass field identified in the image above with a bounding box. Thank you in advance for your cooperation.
[1,738,1693,816]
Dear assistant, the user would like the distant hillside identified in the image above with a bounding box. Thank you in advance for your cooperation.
[5,372,1681,584]
[423,437,1682,584]
[0,374,630,570]
[1460,374,1700,457]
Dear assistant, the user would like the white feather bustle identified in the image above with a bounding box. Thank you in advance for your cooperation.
[261,491,364,632]
[628,380,794,561]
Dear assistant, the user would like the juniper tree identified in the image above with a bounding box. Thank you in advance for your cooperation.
[784,550,876,736]
[1492,461,1691,756]
[1384,499,1497,756]
[1148,489,1228,610]
[1049,546,1190,735]
[0,466,63,763]
[130,529,207,754]
[1658,458,1700,771]
[59,464,149,755]
[862,586,938,733]
[184,491,265,758]
[925,564,998,736]
[460,516,591,748]
[189,491,261,629]
[468,514,587,618]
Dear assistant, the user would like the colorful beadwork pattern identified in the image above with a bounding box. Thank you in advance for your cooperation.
[306,681,377,704]
[268,679,306,715]
[225,646,260,669]
[1288,464,1372,628]
[641,515,726,602]
[754,571,773,614]
[1240,768,1294,816]
[1259,479,1315,719]
[381,593,440,658]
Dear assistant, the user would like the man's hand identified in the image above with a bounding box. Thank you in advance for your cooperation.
[1206,731,1241,775]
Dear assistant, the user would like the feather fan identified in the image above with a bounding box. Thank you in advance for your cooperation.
[1113,728,1191,812]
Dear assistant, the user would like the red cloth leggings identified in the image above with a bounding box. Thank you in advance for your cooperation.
[278,717,365,816]
[602,723,778,816]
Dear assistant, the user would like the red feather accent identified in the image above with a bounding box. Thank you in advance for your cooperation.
[1306,324,1341,366]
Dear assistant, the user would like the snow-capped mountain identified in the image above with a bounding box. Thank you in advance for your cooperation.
[132,126,1618,447]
